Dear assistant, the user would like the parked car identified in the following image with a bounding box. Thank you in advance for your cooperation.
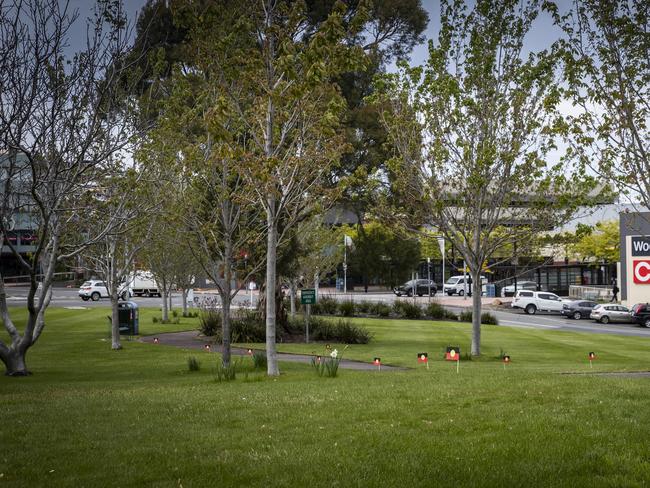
[500,281,538,297]
[561,300,598,319]
[443,275,487,296]
[511,290,564,315]
[630,303,650,327]
[78,280,130,302]
[393,279,437,297]
[590,304,634,324]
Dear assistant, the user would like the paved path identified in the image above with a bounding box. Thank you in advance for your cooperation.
[139,331,407,372]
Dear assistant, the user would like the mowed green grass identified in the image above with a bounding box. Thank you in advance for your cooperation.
[1,307,650,487]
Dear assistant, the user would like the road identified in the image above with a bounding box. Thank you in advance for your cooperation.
[6,286,650,338]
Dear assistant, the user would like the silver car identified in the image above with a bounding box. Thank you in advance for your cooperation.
[590,304,634,324]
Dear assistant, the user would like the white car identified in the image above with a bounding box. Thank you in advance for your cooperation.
[590,304,634,324]
[500,281,538,297]
[78,280,130,302]
[511,290,564,315]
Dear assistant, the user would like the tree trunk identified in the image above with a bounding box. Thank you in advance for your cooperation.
[470,269,482,356]
[181,289,188,317]
[1,348,30,376]
[265,214,279,376]
[111,295,122,350]
[162,289,169,322]
[222,289,232,368]
[289,280,296,319]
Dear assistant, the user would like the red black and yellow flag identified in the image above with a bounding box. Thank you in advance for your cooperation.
[503,355,511,363]
[417,353,428,363]
[445,346,460,361]
[588,352,596,360]
[373,357,381,366]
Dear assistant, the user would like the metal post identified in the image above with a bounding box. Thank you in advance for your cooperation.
[463,260,467,301]
[438,237,445,297]
[427,257,431,303]
[343,235,347,295]
[306,303,310,343]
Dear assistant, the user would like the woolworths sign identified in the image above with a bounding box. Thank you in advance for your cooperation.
[631,236,650,256]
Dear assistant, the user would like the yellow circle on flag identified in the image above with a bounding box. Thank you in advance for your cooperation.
[450,350,456,358]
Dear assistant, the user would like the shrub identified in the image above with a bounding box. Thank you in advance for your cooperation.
[318,295,339,315]
[393,300,422,319]
[310,302,322,315]
[231,310,265,343]
[444,309,459,321]
[356,301,372,314]
[481,312,499,325]
[425,302,446,319]
[152,316,159,324]
[339,300,356,317]
[459,310,473,322]
[187,356,200,372]
[311,319,372,344]
[199,310,222,337]
[372,302,392,317]
[172,310,178,318]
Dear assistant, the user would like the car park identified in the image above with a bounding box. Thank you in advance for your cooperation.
[393,279,437,297]
[511,290,564,315]
[590,304,634,324]
[78,280,130,301]
[500,281,538,297]
[561,300,598,319]
[630,303,650,327]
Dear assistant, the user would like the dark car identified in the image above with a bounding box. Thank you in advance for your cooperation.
[561,300,598,320]
[630,303,650,327]
[393,279,437,297]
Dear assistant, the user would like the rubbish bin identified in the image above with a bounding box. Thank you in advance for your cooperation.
[117,301,139,335]
[485,284,496,298]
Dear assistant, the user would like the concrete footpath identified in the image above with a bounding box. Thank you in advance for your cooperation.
[140,331,407,372]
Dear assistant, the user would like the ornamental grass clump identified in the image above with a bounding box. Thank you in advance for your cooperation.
[372,302,392,317]
[318,295,339,315]
[338,300,356,317]
[459,310,473,322]
[214,359,239,382]
[481,312,499,325]
[252,351,267,371]
[425,302,446,319]
[187,356,200,372]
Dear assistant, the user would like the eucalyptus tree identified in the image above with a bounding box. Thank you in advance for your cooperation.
[372,0,595,356]
[0,0,138,375]
[174,0,366,375]
[553,1,649,211]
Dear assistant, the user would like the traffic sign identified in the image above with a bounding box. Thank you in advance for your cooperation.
[301,288,316,305]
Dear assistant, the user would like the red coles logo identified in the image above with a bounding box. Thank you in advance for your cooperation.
[633,260,650,284]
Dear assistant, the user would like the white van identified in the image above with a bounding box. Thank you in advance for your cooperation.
[443,275,487,296]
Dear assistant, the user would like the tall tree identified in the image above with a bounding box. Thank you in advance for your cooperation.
[554,1,649,210]
[372,0,594,356]
[0,0,138,375]
[177,0,366,375]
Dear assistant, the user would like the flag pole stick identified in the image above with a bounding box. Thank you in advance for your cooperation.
[456,360,459,374]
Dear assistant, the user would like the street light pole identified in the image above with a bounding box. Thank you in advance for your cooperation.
[343,235,347,294]
[427,257,431,303]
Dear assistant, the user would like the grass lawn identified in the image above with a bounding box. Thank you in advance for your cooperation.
[1,307,650,487]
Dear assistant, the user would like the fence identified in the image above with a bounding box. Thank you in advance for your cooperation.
[568,285,613,301]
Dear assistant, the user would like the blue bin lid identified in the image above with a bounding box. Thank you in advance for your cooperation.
[118,301,139,309]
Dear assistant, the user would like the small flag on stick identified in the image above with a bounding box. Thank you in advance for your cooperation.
[153,337,159,344]
[417,352,429,369]
[373,357,381,371]
[446,347,460,373]
[204,344,211,352]
[247,349,253,355]
[503,355,510,370]
[588,352,596,368]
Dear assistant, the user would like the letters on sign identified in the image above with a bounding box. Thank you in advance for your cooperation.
[633,260,650,284]
[631,236,650,256]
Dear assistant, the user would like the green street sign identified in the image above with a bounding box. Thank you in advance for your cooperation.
[301,288,316,305]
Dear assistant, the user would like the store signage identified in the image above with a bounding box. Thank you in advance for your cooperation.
[631,236,650,256]
[633,259,650,284]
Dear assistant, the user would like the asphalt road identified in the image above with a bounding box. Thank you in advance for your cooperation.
[6,286,650,338]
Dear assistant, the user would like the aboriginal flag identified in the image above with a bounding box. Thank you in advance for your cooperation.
[373,357,381,366]
[503,355,511,363]
[417,353,428,363]
[445,346,460,361]
[588,352,596,360]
